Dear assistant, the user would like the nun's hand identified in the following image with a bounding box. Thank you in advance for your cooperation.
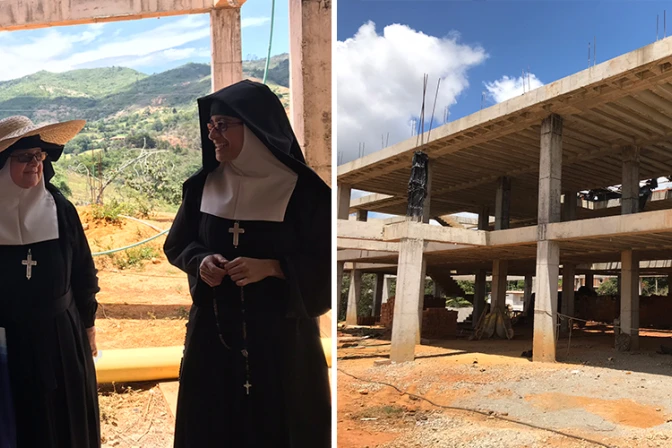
[225,257,285,287]
[86,327,98,358]
[200,254,229,287]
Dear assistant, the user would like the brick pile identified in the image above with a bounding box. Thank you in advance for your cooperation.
[378,295,458,339]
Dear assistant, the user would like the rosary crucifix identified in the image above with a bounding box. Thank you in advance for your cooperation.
[22,249,37,280]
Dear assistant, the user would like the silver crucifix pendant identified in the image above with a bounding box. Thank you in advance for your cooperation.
[22,249,37,280]
[229,221,245,248]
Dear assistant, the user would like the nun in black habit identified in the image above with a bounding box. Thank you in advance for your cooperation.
[0,116,101,448]
[164,80,331,448]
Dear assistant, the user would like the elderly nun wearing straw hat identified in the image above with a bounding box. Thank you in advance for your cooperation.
[0,116,101,448]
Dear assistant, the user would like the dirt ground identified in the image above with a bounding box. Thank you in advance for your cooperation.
[81,208,187,448]
[337,325,672,448]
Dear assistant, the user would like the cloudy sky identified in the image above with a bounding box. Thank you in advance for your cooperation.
[337,0,671,166]
[0,0,287,81]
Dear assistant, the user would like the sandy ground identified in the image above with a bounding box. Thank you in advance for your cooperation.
[81,209,185,448]
[337,325,672,448]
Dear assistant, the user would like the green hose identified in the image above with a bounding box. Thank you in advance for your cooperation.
[92,228,170,257]
[262,0,276,84]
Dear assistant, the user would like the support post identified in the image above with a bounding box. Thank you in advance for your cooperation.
[523,275,533,316]
[561,264,576,333]
[619,250,639,351]
[337,183,352,304]
[478,205,490,231]
[585,272,594,290]
[621,146,640,215]
[562,191,577,222]
[533,114,563,363]
[345,269,361,326]
[491,260,509,311]
[210,8,243,92]
[390,238,426,362]
[495,177,511,230]
[473,270,487,327]
[289,0,331,184]
[372,273,384,319]
[356,209,368,222]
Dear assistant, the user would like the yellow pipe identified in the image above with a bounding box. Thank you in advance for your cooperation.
[95,338,332,383]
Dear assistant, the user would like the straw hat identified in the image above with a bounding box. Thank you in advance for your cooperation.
[0,116,86,154]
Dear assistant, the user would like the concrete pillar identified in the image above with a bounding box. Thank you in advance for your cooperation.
[473,270,487,327]
[491,260,509,310]
[390,238,426,362]
[562,191,577,222]
[382,275,391,303]
[621,146,640,215]
[585,272,594,290]
[561,264,576,333]
[210,8,243,92]
[356,209,368,222]
[523,275,533,316]
[345,269,362,326]
[495,177,511,230]
[433,282,442,299]
[372,273,384,319]
[289,0,331,185]
[620,250,639,350]
[533,114,563,363]
[337,184,351,300]
[478,205,490,231]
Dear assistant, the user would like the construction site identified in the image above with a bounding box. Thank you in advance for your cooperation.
[337,33,672,363]
[336,33,672,448]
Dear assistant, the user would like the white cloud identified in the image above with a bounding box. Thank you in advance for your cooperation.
[484,72,544,103]
[337,21,487,165]
[0,15,212,81]
[242,17,270,28]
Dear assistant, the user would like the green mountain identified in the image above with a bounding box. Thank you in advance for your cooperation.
[0,54,290,123]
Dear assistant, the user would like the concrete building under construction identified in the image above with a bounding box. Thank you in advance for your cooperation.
[337,36,672,364]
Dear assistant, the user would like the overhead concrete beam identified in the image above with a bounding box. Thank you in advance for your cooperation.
[337,239,399,252]
[0,0,236,31]
[546,209,672,241]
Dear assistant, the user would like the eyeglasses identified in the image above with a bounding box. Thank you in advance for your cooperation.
[207,120,243,134]
[10,152,48,163]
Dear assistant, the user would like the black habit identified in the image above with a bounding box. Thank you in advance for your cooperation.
[0,160,100,448]
[164,80,331,448]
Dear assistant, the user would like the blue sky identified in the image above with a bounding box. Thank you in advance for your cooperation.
[337,0,672,165]
[0,0,287,81]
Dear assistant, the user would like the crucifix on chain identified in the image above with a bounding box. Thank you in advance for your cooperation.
[229,221,245,248]
[22,249,37,280]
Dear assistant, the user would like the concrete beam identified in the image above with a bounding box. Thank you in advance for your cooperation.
[289,0,331,185]
[210,8,243,91]
[336,219,384,240]
[337,239,399,252]
[0,0,231,31]
[546,209,672,241]
[383,221,487,245]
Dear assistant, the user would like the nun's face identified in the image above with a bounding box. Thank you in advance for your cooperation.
[9,148,45,189]
[208,115,245,162]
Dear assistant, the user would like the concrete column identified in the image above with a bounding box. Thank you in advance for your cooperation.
[372,273,384,319]
[473,270,487,327]
[562,191,577,222]
[533,114,563,363]
[585,272,594,290]
[433,282,442,299]
[561,264,576,333]
[495,177,511,230]
[356,209,368,222]
[620,250,639,350]
[478,205,490,231]
[289,0,331,184]
[617,275,622,297]
[523,275,533,316]
[621,146,640,215]
[210,8,243,92]
[491,260,509,310]
[382,275,391,303]
[337,184,352,300]
[345,269,362,326]
[390,238,426,362]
